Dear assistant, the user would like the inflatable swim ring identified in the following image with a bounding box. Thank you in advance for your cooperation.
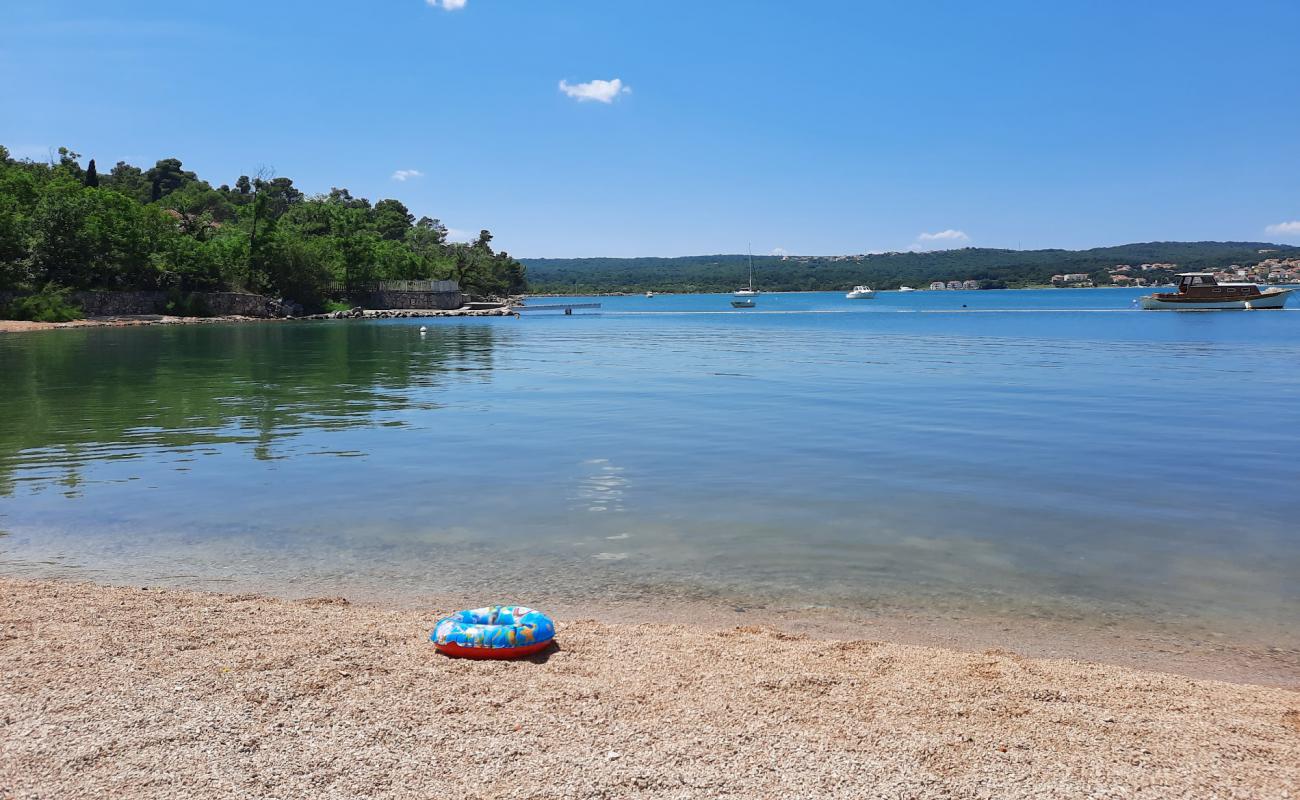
[431,605,555,660]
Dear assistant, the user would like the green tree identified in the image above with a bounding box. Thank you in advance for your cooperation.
[0,193,29,288]
[256,177,303,219]
[373,198,414,241]
[160,184,236,237]
[1,141,531,309]
[102,161,152,203]
[29,177,173,288]
[56,147,84,181]
[327,187,370,209]
[146,158,201,202]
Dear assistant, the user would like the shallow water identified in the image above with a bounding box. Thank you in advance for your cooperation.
[1,288,1298,658]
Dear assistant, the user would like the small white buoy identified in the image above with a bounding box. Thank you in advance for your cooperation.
[419,326,428,333]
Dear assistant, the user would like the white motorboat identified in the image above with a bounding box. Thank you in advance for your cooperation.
[845,285,875,299]
[645,291,655,298]
[897,286,916,292]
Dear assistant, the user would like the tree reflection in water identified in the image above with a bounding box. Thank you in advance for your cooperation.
[0,321,503,496]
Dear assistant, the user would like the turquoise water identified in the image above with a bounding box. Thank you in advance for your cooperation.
[1,288,1297,649]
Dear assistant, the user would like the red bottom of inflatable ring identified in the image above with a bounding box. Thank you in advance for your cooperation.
[435,640,552,660]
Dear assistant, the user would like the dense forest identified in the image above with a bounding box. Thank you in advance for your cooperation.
[524,242,1300,294]
[0,144,526,316]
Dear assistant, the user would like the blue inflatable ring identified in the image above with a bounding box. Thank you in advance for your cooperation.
[431,605,555,659]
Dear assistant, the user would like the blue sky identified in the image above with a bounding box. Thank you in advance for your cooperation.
[3,0,1299,257]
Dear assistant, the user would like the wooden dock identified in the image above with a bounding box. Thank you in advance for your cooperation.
[516,303,601,315]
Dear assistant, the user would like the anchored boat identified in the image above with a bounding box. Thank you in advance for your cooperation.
[1139,273,1291,310]
[845,285,875,299]
[731,248,758,308]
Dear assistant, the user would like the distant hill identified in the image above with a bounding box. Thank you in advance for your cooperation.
[521,242,1300,294]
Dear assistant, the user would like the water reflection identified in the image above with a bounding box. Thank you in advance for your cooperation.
[0,321,503,495]
[0,299,1298,671]
[574,458,628,513]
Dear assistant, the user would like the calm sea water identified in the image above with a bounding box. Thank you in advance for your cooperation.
[1,289,1298,649]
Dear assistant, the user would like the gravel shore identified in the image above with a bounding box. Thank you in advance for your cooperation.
[0,315,280,333]
[2,578,1297,799]
[0,307,514,333]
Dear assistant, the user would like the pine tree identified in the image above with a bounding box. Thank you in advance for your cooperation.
[84,159,99,188]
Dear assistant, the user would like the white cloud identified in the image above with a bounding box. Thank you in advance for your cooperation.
[391,169,424,182]
[444,227,473,242]
[770,247,788,256]
[425,0,467,9]
[1265,221,1300,237]
[558,78,631,104]
[917,229,970,243]
[908,229,971,252]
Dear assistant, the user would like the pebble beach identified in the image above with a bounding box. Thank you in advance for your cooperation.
[2,578,1297,799]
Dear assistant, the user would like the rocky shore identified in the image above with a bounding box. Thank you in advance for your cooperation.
[300,305,518,320]
[0,305,518,333]
[0,314,283,333]
[2,578,1297,799]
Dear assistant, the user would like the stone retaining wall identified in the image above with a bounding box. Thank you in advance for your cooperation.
[354,290,464,310]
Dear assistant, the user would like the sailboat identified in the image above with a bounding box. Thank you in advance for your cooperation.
[731,249,758,308]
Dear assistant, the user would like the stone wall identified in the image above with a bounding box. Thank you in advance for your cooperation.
[355,290,464,310]
[201,292,295,317]
[71,291,168,316]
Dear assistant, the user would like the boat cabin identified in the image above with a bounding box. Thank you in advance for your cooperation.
[1174,273,1261,299]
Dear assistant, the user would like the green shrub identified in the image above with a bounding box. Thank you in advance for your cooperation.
[3,284,84,322]
[322,299,352,313]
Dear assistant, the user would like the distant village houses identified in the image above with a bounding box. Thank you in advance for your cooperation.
[1101,257,1300,287]
[1209,257,1300,285]
[923,279,996,290]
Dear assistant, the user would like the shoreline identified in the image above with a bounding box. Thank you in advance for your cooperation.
[3,576,1297,798]
[2,531,1296,690]
[0,307,517,334]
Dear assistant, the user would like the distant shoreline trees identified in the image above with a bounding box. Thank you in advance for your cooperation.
[0,144,527,311]
[522,243,1300,295]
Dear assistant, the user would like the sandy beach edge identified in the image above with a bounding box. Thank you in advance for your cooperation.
[2,577,1297,799]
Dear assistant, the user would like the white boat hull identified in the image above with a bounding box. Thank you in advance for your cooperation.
[846,290,875,299]
[1139,289,1291,310]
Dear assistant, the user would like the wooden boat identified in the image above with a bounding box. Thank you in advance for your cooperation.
[1139,273,1291,310]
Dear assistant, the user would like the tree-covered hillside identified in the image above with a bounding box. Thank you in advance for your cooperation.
[0,145,526,311]
[523,242,1300,294]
